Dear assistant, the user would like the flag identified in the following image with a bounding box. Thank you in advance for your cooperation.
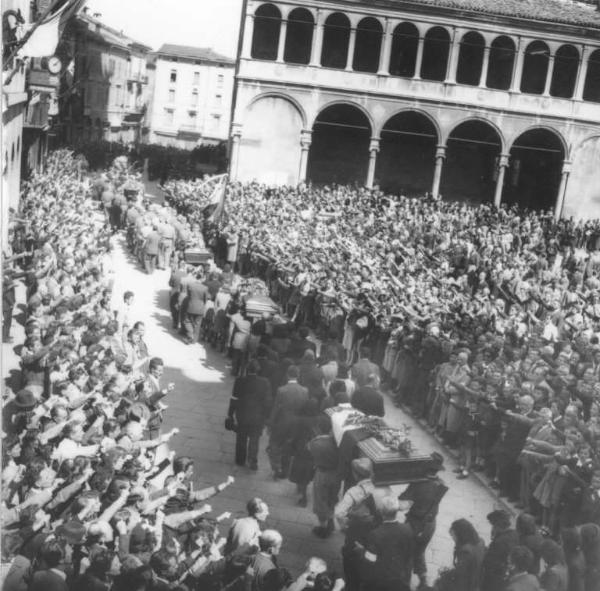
[207,174,228,222]
[18,0,86,59]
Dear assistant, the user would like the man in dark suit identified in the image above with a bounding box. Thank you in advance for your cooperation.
[168,259,187,330]
[352,373,385,417]
[267,365,308,478]
[360,496,414,591]
[482,509,520,591]
[228,360,273,470]
[184,270,208,345]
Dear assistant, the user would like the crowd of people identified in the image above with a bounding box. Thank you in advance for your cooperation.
[4,148,600,591]
[1,151,346,591]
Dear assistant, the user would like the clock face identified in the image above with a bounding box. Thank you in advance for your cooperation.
[47,56,62,74]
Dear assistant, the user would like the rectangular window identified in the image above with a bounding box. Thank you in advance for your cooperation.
[164,108,174,125]
[193,71,200,86]
[217,74,224,88]
[191,89,198,106]
[115,84,122,106]
[168,89,175,103]
[170,69,177,83]
[214,94,222,107]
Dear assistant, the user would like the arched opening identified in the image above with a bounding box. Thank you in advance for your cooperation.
[486,36,515,90]
[550,45,579,98]
[376,111,438,195]
[504,128,565,211]
[441,120,502,204]
[389,22,419,78]
[456,32,485,86]
[521,41,549,95]
[251,4,281,61]
[321,13,350,69]
[11,143,15,163]
[284,8,314,64]
[421,26,450,81]
[237,95,304,184]
[308,104,371,185]
[583,49,600,103]
[353,17,382,73]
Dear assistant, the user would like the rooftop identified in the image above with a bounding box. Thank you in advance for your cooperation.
[77,12,153,52]
[156,44,235,65]
[380,0,600,29]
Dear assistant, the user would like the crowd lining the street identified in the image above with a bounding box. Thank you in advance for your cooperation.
[2,150,600,591]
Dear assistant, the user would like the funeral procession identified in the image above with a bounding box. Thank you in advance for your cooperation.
[2,0,600,590]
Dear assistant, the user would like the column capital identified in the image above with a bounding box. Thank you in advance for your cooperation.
[435,145,447,159]
[369,137,380,153]
[231,123,243,138]
[300,129,313,148]
[498,153,510,167]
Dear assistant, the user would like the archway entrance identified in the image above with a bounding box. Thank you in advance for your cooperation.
[376,111,437,195]
[307,104,371,185]
[503,128,565,211]
[441,120,502,204]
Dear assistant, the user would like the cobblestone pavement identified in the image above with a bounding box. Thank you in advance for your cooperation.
[2,230,507,585]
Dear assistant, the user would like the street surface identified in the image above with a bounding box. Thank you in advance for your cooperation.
[109,236,503,580]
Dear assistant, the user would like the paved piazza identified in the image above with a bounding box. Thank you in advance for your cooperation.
[107,235,501,579]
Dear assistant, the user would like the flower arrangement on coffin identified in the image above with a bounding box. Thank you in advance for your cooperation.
[343,412,413,457]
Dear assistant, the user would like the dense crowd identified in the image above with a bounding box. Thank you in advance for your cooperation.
[1,152,344,591]
[160,176,600,590]
[3,149,600,591]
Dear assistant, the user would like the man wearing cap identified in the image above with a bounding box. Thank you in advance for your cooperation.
[398,452,448,589]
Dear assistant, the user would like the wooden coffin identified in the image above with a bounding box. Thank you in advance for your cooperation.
[358,437,438,486]
[184,248,212,265]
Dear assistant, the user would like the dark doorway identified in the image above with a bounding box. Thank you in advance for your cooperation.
[504,128,565,211]
[456,32,485,86]
[251,4,281,61]
[307,104,371,185]
[376,111,437,195]
[321,13,350,69]
[389,22,419,78]
[284,8,314,64]
[487,36,515,90]
[353,17,382,73]
[421,26,450,81]
[441,120,502,204]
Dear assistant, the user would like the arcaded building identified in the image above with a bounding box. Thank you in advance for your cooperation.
[230,0,600,219]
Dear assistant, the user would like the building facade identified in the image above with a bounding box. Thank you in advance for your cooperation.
[230,0,600,218]
[59,10,152,145]
[2,0,29,241]
[147,44,235,148]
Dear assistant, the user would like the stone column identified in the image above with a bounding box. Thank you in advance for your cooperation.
[479,45,491,88]
[574,45,589,100]
[309,10,324,66]
[413,36,425,79]
[366,137,380,188]
[276,19,288,62]
[445,27,460,84]
[431,145,446,199]
[346,26,357,71]
[554,160,572,220]
[241,14,254,59]
[493,153,510,207]
[229,124,243,180]
[377,19,392,76]
[298,130,312,183]
[543,53,555,96]
[510,37,524,92]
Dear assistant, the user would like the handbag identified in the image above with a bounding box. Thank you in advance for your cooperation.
[224,417,237,432]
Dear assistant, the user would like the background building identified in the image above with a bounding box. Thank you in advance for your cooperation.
[58,9,152,144]
[147,43,235,148]
[230,0,600,219]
